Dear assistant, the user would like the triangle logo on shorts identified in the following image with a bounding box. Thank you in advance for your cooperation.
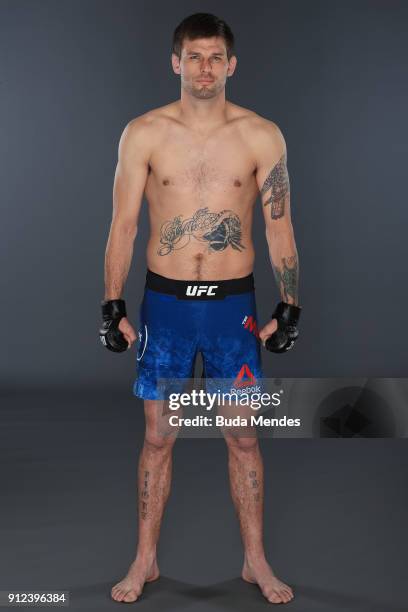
[233,364,256,388]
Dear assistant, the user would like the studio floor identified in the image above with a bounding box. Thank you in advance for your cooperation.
[1,387,407,611]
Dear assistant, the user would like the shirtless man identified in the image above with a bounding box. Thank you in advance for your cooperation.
[100,13,301,605]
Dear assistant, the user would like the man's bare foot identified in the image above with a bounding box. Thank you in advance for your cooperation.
[111,553,160,603]
[242,555,294,604]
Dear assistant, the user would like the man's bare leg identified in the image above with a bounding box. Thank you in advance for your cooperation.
[111,399,177,603]
[224,430,294,604]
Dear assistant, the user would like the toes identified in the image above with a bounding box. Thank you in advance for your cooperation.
[276,582,294,602]
[268,593,283,603]
[284,587,294,601]
[265,589,283,603]
[111,585,142,603]
[266,586,294,604]
[283,589,294,602]
[281,587,292,600]
[111,588,124,602]
[123,589,139,603]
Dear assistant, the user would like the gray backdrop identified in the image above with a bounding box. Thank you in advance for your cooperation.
[1,0,407,388]
[1,2,408,611]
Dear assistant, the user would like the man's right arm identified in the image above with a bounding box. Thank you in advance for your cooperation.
[104,118,151,300]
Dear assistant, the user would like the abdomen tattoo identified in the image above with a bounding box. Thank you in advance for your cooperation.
[157,207,245,256]
[260,153,290,219]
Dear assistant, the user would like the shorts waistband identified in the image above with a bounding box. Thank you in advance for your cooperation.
[145,269,254,300]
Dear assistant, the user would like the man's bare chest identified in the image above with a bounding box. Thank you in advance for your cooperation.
[146,131,257,196]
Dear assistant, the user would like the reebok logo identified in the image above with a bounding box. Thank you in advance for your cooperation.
[186,285,219,297]
[233,364,257,388]
[242,315,259,339]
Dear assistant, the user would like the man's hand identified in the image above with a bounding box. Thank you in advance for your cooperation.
[259,319,278,347]
[99,299,137,353]
[118,317,137,348]
[261,302,302,354]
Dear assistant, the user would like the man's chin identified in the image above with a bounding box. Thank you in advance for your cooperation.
[191,85,218,99]
[193,91,216,99]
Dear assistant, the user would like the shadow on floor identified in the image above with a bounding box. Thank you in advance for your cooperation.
[69,576,407,611]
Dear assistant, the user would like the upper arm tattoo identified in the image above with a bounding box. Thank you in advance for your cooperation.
[260,153,290,219]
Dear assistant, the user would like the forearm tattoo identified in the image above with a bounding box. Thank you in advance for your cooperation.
[260,153,290,219]
[157,207,245,256]
[140,470,149,520]
[273,254,298,303]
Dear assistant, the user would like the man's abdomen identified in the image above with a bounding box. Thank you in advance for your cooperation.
[146,239,255,281]
[146,204,255,280]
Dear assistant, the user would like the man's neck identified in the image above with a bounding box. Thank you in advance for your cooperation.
[177,90,229,130]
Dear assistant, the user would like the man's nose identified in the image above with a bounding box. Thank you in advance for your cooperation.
[200,58,212,71]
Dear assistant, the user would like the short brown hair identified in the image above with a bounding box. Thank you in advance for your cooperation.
[172,13,235,60]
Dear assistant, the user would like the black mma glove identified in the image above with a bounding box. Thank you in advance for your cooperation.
[99,299,129,353]
[265,301,302,353]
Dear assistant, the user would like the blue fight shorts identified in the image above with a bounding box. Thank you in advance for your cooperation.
[133,270,263,400]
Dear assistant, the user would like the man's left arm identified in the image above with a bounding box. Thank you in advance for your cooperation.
[255,122,299,306]
[254,121,301,348]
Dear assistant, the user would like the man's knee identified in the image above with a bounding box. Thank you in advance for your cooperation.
[224,431,259,452]
[143,399,179,451]
[144,429,177,452]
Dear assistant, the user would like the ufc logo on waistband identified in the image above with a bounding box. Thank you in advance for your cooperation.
[186,285,219,296]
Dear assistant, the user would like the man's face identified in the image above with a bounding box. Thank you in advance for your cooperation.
[172,36,237,99]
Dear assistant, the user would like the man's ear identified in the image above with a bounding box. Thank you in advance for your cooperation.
[227,55,237,77]
[171,53,181,75]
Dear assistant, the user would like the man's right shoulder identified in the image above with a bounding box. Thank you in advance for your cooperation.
[117,104,177,162]
[121,103,177,143]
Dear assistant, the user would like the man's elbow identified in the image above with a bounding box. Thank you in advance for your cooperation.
[265,221,294,243]
[124,223,138,242]
[112,218,138,242]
